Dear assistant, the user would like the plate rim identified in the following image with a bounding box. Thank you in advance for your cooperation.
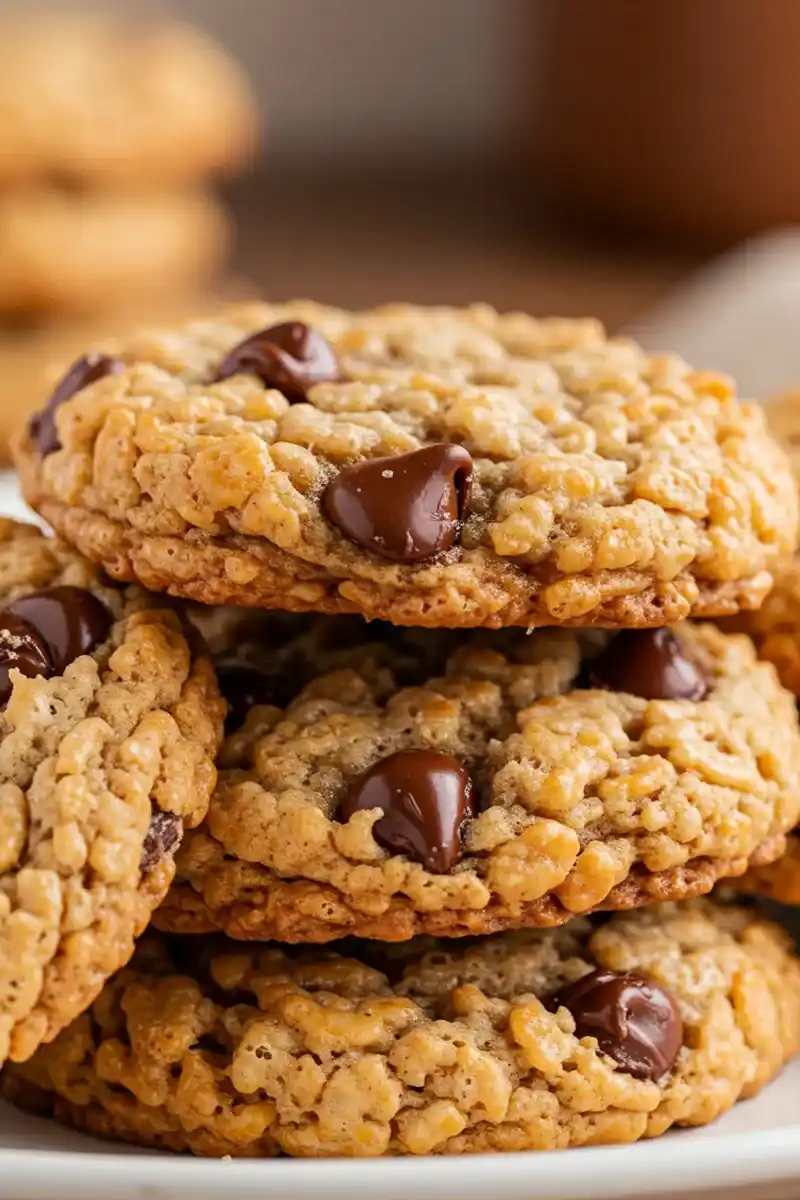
[1,1110,799,1200]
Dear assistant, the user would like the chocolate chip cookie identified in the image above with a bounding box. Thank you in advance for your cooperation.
[150,616,800,942]
[15,303,796,628]
[0,14,255,187]
[0,519,225,1068]
[0,191,230,317]
[0,283,255,463]
[4,900,798,1157]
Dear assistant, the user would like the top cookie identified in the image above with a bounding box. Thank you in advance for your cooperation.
[0,520,224,1068]
[16,302,797,628]
[0,15,256,187]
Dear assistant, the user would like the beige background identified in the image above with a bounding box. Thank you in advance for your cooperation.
[170,0,521,158]
[52,0,524,160]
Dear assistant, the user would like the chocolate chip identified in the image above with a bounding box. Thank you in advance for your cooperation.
[339,748,475,873]
[7,586,112,673]
[0,612,54,704]
[586,628,709,701]
[322,444,474,563]
[551,968,683,1081]
[214,321,340,401]
[140,810,183,874]
[29,353,125,456]
[216,660,276,732]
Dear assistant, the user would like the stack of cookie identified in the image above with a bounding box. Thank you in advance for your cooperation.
[2,303,800,1159]
[0,10,256,460]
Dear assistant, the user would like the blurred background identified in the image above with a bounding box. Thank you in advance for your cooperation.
[135,0,705,324]
[152,0,800,320]
[3,0,800,452]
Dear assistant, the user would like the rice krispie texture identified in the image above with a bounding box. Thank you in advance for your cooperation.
[0,285,255,464]
[5,901,798,1157]
[0,520,225,1067]
[151,616,800,942]
[16,302,797,628]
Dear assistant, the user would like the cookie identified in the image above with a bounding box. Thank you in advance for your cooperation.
[0,282,255,463]
[0,190,230,317]
[0,519,225,1068]
[0,14,256,187]
[147,616,800,943]
[15,303,796,628]
[4,900,798,1157]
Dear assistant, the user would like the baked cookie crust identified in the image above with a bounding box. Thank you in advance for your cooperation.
[152,618,800,942]
[0,520,224,1067]
[16,302,796,628]
[4,901,798,1157]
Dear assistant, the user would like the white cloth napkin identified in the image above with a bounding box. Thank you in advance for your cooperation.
[629,229,800,401]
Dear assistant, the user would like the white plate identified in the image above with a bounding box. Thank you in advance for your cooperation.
[1,1061,799,1200]
[0,471,39,525]
[0,477,798,1199]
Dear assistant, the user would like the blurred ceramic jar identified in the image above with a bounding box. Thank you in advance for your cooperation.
[528,0,800,246]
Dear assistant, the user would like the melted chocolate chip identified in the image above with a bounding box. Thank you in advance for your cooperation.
[0,612,54,704]
[29,353,125,456]
[586,628,709,701]
[339,748,475,873]
[140,810,183,874]
[7,586,111,674]
[551,968,683,1081]
[214,321,340,401]
[323,444,474,563]
[216,660,277,732]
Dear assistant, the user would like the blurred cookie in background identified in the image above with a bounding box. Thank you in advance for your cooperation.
[0,6,258,459]
[0,8,257,324]
[0,190,231,317]
[0,12,257,188]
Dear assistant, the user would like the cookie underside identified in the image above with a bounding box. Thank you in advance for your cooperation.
[4,901,799,1158]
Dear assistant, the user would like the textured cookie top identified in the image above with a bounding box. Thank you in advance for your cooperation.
[0,286,252,465]
[0,15,256,186]
[16,303,797,628]
[161,616,800,943]
[7,901,799,1157]
[0,520,224,1068]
